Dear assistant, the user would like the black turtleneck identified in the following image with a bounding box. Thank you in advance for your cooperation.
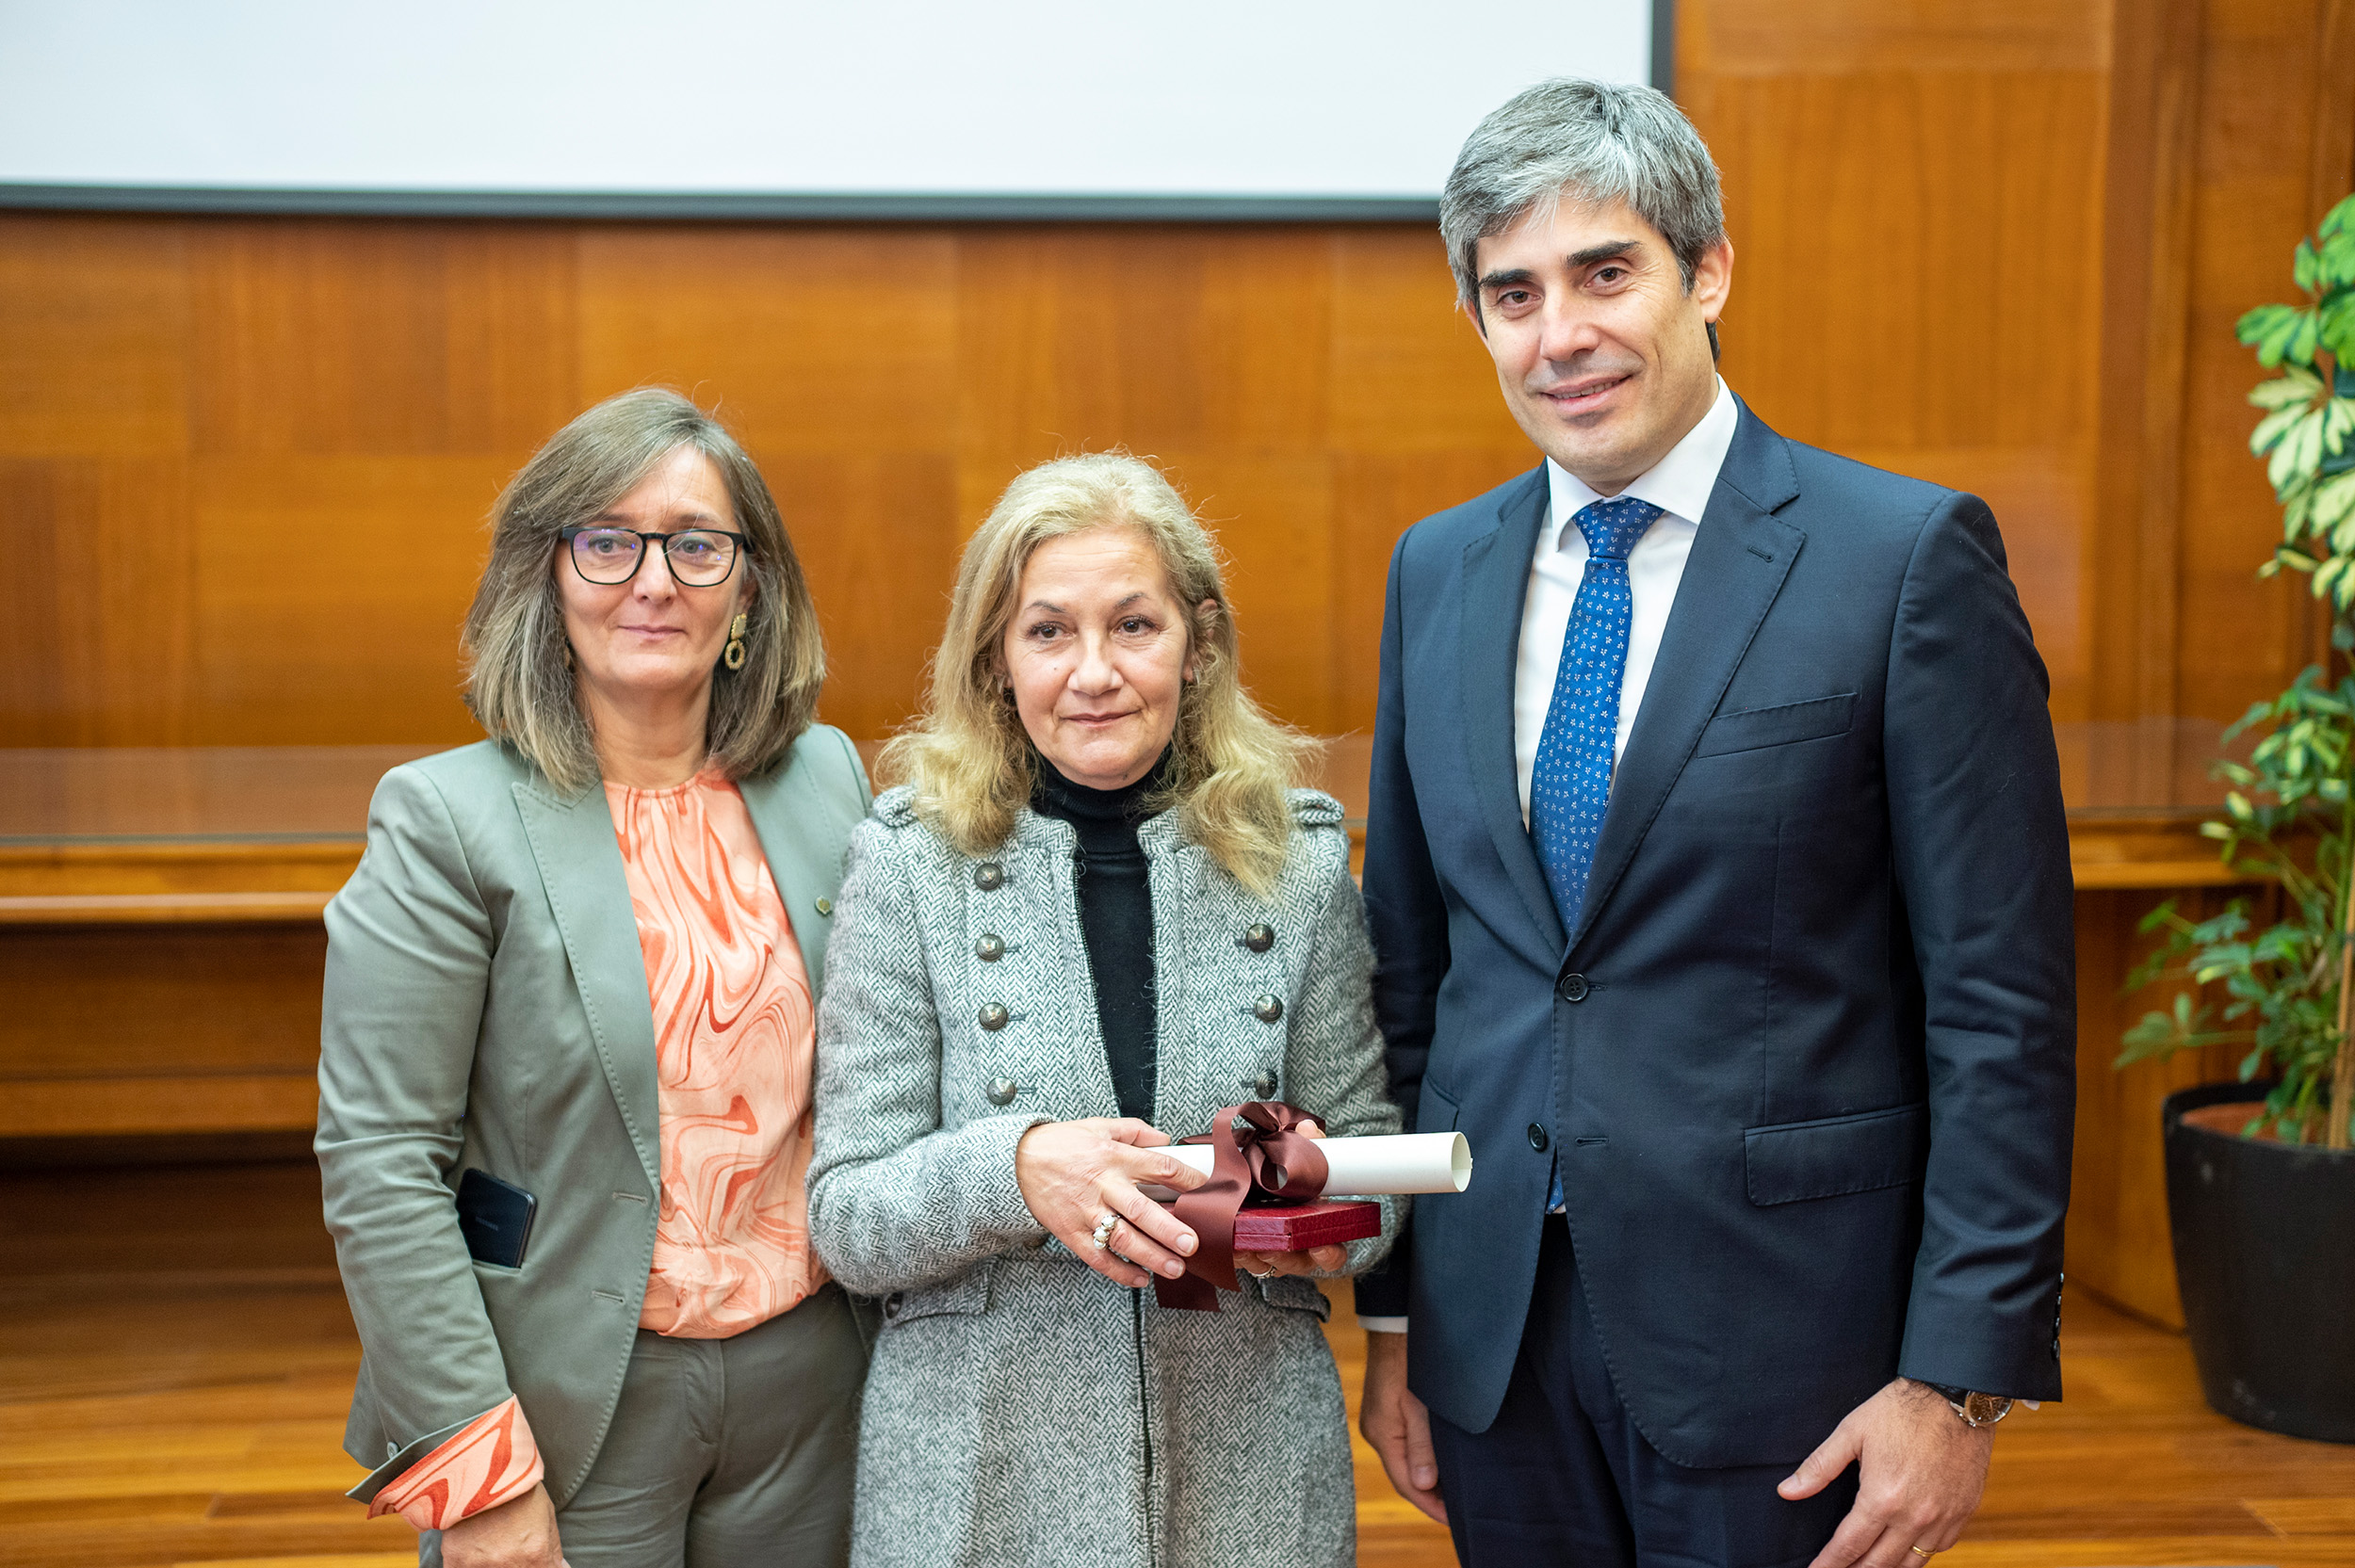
[1032,751,1171,1124]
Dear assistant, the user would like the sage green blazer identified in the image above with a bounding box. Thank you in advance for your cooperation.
[316,730,871,1507]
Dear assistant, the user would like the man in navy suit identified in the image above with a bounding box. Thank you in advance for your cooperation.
[1353,79,2073,1568]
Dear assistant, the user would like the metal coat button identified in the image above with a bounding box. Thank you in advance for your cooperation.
[985,1076,1018,1106]
[1241,923,1275,953]
[1251,1071,1279,1099]
[979,1003,1011,1031]
[1527,1123,1550,1153]
[1252,994,1284,1024]
[1556,972,1589,1003]
[975,932,1005,962]
[974,862,1005,892]
[815,897,834,917]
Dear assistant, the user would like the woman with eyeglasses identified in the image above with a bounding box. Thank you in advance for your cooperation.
[317,388,871,1568]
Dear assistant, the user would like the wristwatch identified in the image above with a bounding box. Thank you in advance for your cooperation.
[1920,1382,2013,1428]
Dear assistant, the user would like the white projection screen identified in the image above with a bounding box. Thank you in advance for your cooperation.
[0,1,1665,218]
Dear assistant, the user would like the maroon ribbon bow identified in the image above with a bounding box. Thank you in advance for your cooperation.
[1156,1101,1330,1312]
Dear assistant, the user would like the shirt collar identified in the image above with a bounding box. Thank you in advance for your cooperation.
[1545,376,1738,543]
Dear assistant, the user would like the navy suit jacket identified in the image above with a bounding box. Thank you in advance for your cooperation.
[1354,400,2073,1469]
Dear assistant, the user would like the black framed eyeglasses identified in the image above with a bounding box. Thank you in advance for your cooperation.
[560,525,747,588]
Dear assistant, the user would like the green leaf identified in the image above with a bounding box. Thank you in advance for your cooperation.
[2242,302,2321,367]
[2321,291,2355,361]
[2295,238,2320,294]
[2272,409,2329,493]
[2253,402,2311,455]
[2250,367,2322,410]
[2327,399,2355,459]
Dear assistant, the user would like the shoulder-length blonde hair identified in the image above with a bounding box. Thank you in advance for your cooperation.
[883,452,1313,896]
[462,388,824,795]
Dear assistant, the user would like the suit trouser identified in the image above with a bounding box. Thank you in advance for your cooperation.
[422,1281,867,1568]
[1428,1218,1857,1568]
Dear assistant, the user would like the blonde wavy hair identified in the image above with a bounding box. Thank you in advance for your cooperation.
[882,453,1315,896]
[462,389,825,795]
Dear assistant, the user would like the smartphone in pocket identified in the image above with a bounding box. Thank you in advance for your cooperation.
[455,1169,537,1269]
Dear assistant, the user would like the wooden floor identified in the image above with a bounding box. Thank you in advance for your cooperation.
[1,1264,2351,1567]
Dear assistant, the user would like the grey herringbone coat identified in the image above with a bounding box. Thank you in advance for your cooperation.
[808,785,1401,1568]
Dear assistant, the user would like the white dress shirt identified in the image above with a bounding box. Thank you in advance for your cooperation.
[1514,378,1738,827]
[1358,381,1739,1335]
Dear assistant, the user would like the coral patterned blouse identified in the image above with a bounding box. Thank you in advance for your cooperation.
[367,771,822,1535]
[610,771,827,1338]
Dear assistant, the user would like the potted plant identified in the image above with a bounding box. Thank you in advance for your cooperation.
[2120,190,2355,1444]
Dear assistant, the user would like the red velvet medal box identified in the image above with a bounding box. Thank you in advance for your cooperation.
[1229,1199,1381,1251]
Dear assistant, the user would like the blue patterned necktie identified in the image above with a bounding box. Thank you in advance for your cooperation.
[1530,495,1664,930]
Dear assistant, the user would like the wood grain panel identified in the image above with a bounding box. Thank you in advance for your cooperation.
[1690,0,2110,75]
[0,216,188,460]
[0,925,325,1081]
[1326,232,1523,454]
[577,227,958,454]
[2171,0,2347,722]
[190,455,506,744]
[0,458,196,746]
[760,450,962,742]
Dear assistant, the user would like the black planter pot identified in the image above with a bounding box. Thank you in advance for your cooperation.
[2164,1081,2355,1443]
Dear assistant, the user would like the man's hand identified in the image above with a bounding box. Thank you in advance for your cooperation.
[1779,1379,1993,1566]
[439,1481,565,1568]
[1360,1331,1446,1524]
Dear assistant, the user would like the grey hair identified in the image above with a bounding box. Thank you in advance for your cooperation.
[1441,77,1725,313]
[462,388,826,795]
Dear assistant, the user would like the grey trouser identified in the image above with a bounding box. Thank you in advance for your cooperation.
[423,1282,867,1568]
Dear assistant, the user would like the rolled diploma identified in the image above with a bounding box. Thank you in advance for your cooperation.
[1144,1131,1471,1200]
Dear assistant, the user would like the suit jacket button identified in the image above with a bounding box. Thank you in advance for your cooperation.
[1527,1123,1550,1153]
[884,1292,904,1317]
[979,1004,1011,1031]
[815,897,834,916]
[975,933,1005,962]
[1250,1072,1279,1099]
[974,862,1005,891]
[1253,994,1284,1024]
[986,1076,1018,1106]
[1556,972,1589,1003]
[1240,923,1275,953]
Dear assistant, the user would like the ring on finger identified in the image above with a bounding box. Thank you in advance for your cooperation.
[1908,1549,1937,1560]
[1091,1212,1119,1251]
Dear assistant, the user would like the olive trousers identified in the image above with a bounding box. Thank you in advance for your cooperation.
[422,1282,867,1568]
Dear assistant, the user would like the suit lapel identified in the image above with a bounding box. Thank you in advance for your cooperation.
[512,778,662,1191]
[1459,465,1567,958]
[1567,403,1806,955]
[739,740,836,997]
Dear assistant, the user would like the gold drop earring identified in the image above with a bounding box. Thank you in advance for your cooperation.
[723,613,749,671]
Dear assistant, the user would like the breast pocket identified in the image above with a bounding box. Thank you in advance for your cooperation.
[1696,692,1859,758]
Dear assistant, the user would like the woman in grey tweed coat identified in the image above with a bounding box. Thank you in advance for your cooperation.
[809,454,1401,1568]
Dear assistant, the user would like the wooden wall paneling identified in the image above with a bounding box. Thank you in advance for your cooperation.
[190,454,508,745]
[2313,1,2355,222]
[1325,231,1533,729]
[1,457,196,746]
[0,925,327,1139]
[2089,0,2201,748]
[1681,3,2110,719]
[759,449,961,743]
[577,225,958,453]
[2172,2,2342,722]
[0,215,190,461]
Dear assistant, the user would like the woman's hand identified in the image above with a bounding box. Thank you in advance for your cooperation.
[439,1482,565,1568]
[1015,1118,1209,1288]
[1233,1119,1348,1280]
